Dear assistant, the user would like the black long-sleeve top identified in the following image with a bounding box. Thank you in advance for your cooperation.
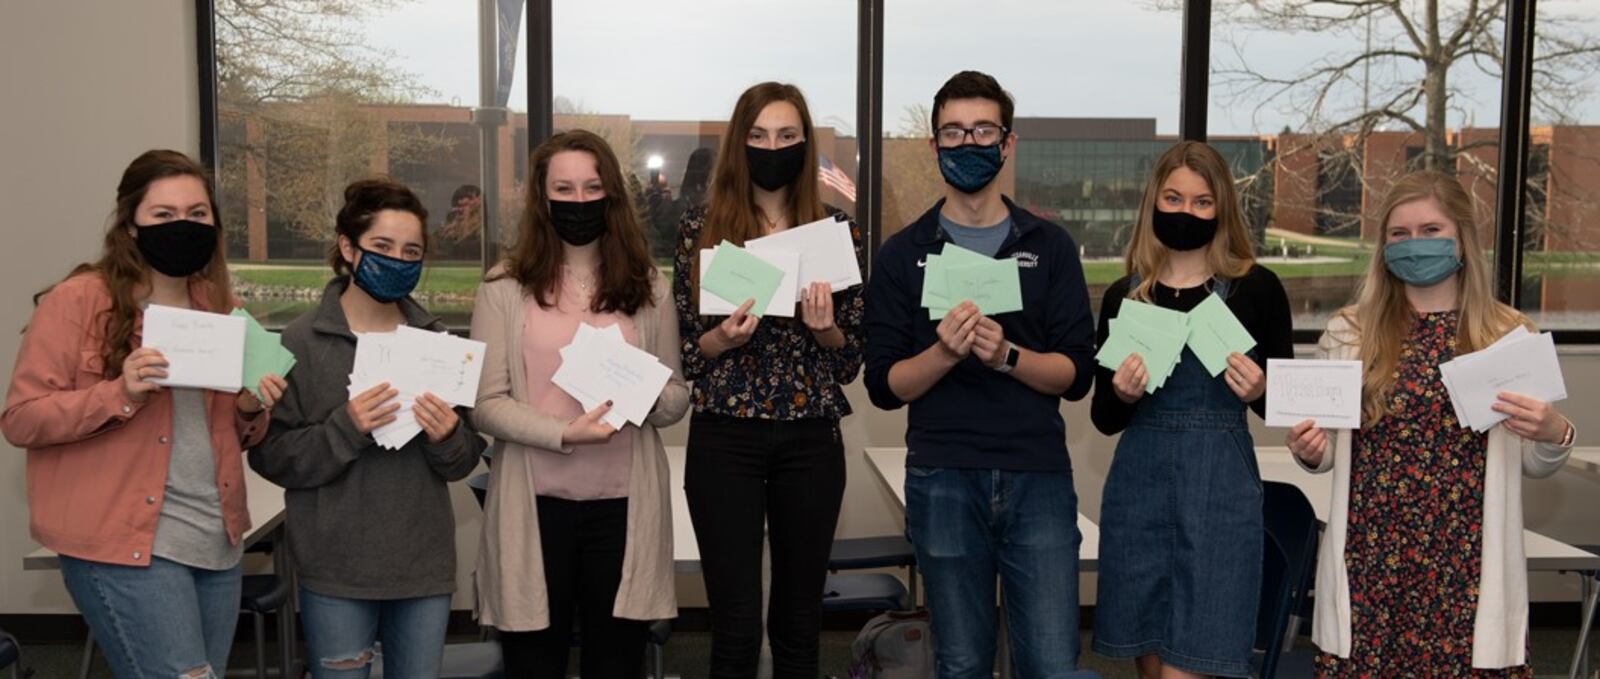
[1090,264,1294,435]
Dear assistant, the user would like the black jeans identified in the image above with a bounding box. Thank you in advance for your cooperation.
[499,496,647,679]
[685,412,847,679]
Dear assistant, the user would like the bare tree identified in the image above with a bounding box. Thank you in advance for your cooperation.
[1177,0,1600,243]
[214,0,456,250]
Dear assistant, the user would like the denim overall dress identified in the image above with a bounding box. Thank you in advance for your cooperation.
[1091,276,1263,677]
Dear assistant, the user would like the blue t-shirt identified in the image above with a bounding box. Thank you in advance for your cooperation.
[938,211,1011,257]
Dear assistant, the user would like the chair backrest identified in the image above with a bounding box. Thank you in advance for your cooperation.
[1254,481,1319,677]
[468,472,490,510]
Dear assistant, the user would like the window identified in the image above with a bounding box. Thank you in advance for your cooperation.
[551,0,859,262]
[1522,2,1600,331]
[882,0,1182,318]
[1208,0,1506,330]
[212,0,530,327]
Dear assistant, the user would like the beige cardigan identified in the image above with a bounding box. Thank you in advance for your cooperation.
[469,267,690,631]
[1297,314,1572,668]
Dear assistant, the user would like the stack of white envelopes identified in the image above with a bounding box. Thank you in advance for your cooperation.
[350,326,487,449]
[552,323,673,430]
[1439,326,1566,432]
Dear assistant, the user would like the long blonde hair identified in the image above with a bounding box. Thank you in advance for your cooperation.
[1335,171,1530,426]
[1124,141,1255,301]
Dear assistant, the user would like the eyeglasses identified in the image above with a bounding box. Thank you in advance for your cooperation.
[936,124,1008,148]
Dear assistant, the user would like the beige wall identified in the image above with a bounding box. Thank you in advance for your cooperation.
[3,1,1598,617]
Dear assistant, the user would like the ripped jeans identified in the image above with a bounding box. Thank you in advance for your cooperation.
[298,586,451,679]
[59,555,241,679]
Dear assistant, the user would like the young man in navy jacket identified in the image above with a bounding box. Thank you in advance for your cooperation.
[864,71,1096,677]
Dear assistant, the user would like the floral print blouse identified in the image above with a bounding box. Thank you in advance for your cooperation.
[671,206,865,421]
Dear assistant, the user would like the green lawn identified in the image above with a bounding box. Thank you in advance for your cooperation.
[231,248,1596,297]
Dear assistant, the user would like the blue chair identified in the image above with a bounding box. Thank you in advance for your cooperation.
[822,573,910,614]
[828,535,918,607]
[240,572,293,679]
[1250,481,1320,679]
[0,627,24,679]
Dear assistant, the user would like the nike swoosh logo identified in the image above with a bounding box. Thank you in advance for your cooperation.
[916,258,927,268]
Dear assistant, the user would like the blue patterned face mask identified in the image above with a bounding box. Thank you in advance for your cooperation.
[1383,237,1461,288]
[936,143,1005,194]
[351,246,423,303]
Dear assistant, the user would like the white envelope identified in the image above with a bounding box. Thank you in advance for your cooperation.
[1265,359,1363,429]
[744,214,861,301]
[141,305,246,392]
[1440,331,1566,433]
[697,247,801,317]
[551,322,673,430]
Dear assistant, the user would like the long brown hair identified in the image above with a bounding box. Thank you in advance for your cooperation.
[694,82,827,293]
[35,150,232,379]
[1123,141,1255,301]
[1335,171,1529,426]
[493,130,655,315]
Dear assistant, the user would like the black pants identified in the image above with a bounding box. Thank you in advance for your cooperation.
[499,496,647,679]
[685,412,847,679]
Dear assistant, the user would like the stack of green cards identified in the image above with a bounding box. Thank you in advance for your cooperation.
[232,308,297,399]
[1184,293,1256,376]
[1095,300,1188,391]
[701,240,786,318]
[920,243,1023,319]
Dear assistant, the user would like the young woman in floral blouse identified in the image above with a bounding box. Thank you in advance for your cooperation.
[671,81,865,679]
[1287,171,1576,676]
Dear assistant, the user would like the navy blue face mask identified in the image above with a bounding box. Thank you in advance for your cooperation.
[351,246,423,303]
[936,143,1006,194]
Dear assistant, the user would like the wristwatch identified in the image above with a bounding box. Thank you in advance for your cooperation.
[994,343,1020,374]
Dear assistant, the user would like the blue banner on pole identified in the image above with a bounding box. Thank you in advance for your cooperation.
[495,0,524,108]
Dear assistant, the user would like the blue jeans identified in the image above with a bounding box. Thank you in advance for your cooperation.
[298,587,451,679]
[905,467,1082,679]
[59,555,241,679]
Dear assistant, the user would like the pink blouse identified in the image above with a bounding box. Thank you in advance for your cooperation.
[520,288,636,500]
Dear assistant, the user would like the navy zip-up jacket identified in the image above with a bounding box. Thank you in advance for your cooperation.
[864,197,1096,471]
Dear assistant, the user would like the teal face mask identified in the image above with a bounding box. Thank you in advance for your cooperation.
[1382,237,1461,287]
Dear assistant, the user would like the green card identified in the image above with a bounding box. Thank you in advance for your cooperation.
[922,243,997,319]
[1184,293,1256,376]
[1118,299,1189,331]
[701,240,787,318]
[945,258,1023,315]
[232,308,297,399]
[1099,317,1187,391]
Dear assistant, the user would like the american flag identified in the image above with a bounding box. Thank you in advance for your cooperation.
[817,154,857,204]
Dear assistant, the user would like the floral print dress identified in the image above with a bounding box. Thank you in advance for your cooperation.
[1317,311,1530,678]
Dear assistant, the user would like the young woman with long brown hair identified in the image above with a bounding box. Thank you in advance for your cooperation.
[2,149,286,679]
[248,177,485,679]
[671,81,866,678]
[1287,171,1575,676]
[471,130,689,678]
[1091,141,1293,678]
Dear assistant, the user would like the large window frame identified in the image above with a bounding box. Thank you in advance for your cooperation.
[196,0,1596,342]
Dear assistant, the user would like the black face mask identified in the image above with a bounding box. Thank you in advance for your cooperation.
[133,219,218,277]
[549,198,609,246]
[746,141,808,192]
[1150,209,1219,252]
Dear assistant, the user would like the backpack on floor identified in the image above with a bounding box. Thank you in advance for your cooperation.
[848,609,934,679]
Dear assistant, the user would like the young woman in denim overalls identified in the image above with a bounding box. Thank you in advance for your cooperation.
[1089,142,1294,678]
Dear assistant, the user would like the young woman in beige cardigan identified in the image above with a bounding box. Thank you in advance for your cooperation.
[470,130,689,678]
[1286,172,1576,675]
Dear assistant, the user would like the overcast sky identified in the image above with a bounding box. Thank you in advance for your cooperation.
[362,0,1600,137]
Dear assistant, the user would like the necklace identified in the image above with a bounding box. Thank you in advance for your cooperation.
[562,265,596,293]
[759,211,784,233]
[1168,276,1213,299]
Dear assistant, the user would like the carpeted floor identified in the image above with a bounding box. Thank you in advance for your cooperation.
[9,628,1600,678]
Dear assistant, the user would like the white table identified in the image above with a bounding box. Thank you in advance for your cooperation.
[862,447,1101,571]
[1562,447,1600,485]
[665,446,700,572]
[1256,446,1600,677]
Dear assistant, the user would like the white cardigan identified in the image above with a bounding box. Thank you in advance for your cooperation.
[1297,314,1573,669]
